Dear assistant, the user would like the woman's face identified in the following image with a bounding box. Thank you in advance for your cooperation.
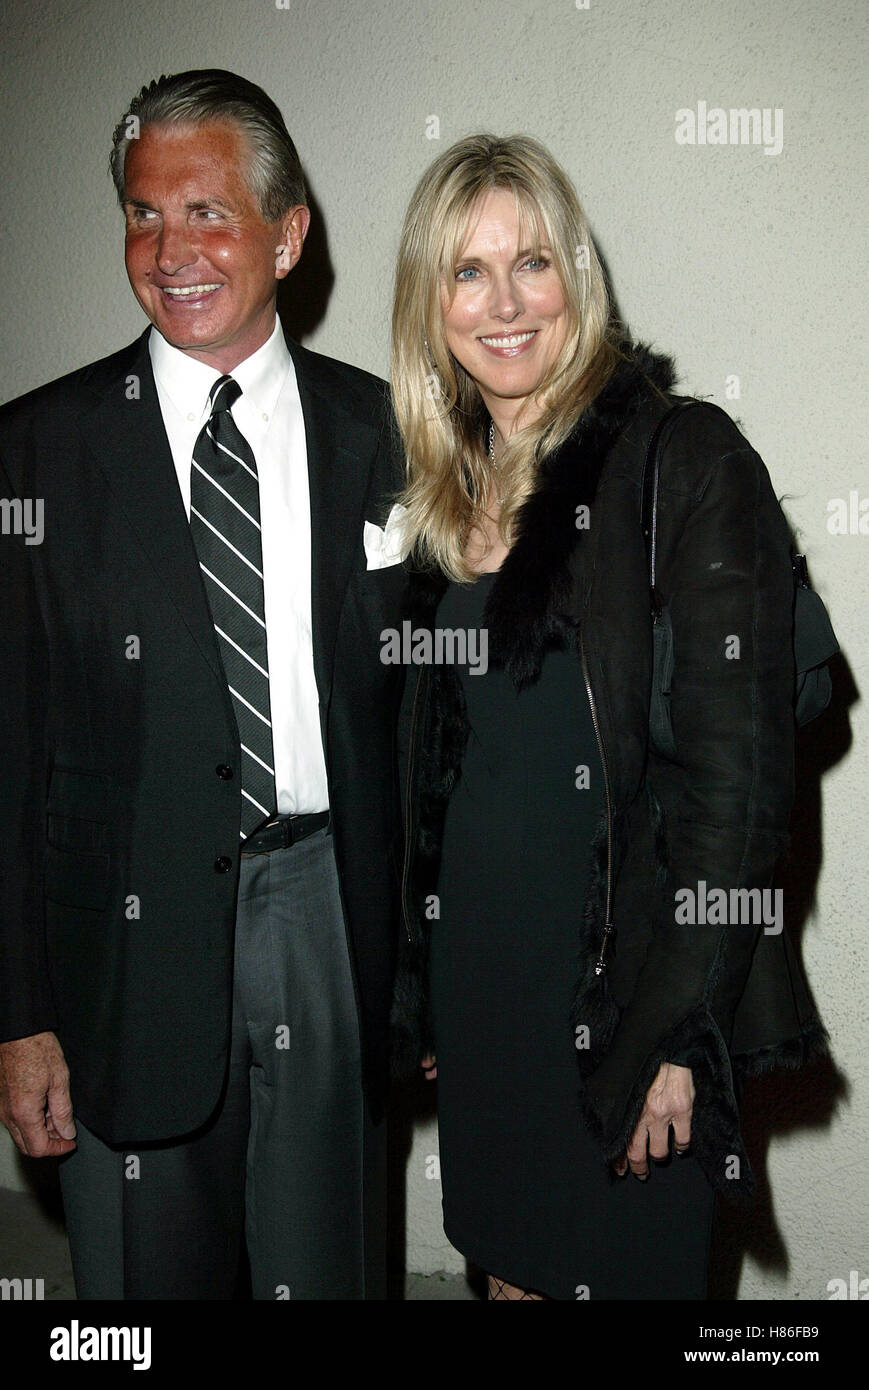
[440,187,568,428]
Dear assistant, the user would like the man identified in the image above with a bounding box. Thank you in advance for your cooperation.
[0,69,406,1299]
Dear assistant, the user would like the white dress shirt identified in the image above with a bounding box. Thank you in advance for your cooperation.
[149,318,329,814]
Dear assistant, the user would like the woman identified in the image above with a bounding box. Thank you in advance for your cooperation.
[389,134,828,1301]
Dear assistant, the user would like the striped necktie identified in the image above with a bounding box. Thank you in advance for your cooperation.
[190,375,277,838]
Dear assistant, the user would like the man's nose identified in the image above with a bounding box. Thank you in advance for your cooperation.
[155,220,196,275]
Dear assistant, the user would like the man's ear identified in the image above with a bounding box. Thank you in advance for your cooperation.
[275,204,310,278]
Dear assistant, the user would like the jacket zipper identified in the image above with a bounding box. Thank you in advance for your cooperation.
[579,621,614,974]
[400,665,427,943]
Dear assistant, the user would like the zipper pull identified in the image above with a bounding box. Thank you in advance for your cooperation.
[594,920,615,975]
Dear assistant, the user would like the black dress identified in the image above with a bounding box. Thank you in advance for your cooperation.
[430,571,716,1300]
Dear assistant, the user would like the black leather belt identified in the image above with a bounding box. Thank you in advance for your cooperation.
[241,811,330,855]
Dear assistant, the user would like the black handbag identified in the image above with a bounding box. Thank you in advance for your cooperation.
[640,400,840,759]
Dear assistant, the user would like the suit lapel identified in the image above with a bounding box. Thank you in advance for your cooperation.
[81,332,232,696]
[80,328,380,717]
[288,337,379,705]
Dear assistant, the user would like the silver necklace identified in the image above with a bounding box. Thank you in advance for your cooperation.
[488,422,502,505]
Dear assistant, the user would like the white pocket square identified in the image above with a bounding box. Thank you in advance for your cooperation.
[363,503,410,570]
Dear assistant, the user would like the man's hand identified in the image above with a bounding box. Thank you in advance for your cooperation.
[0,1032,77,1157]
[613,1061,694,1179]
[420,1053,437,1081]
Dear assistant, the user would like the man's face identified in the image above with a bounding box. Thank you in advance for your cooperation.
[122,120,308,372]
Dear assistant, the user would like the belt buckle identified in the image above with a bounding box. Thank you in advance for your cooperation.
[259,813,284,848]
[243,813,286,855]
[266,813,297,849]
[254,813,311,850]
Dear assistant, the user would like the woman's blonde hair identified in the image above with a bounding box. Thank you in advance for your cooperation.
[391,133,626,581]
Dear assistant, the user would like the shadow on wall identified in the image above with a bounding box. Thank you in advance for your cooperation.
[711,647,855,1299]
[276,182,334,343]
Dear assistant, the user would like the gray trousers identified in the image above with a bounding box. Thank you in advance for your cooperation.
[58,827,386,1299]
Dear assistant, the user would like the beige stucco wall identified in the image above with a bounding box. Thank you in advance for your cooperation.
[1,0,866,1297]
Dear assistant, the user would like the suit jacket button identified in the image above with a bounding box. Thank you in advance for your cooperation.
[214,856,232,873]
[216,764,234,779]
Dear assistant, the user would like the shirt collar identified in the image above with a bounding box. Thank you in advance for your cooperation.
[148,317,292,423]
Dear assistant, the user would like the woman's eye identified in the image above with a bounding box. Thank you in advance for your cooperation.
[456,266,479,281]
[522,257,549,271]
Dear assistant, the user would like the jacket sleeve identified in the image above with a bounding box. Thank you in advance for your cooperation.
[579,406,796,1199]
[0,450,57,1041]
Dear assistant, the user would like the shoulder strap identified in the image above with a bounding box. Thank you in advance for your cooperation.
[640,399,704,614]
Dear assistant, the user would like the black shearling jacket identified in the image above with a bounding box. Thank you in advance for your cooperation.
[390,341,829,1202]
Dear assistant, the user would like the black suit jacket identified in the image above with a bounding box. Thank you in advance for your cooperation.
[0,327,407,1142]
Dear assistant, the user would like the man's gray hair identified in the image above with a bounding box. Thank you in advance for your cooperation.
[110,68,307,221]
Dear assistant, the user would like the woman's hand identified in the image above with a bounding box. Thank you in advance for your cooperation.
[613,1062,694,1178]
[420,1053,437,1081]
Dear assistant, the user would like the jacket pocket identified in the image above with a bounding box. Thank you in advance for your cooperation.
[43,844,110,911]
